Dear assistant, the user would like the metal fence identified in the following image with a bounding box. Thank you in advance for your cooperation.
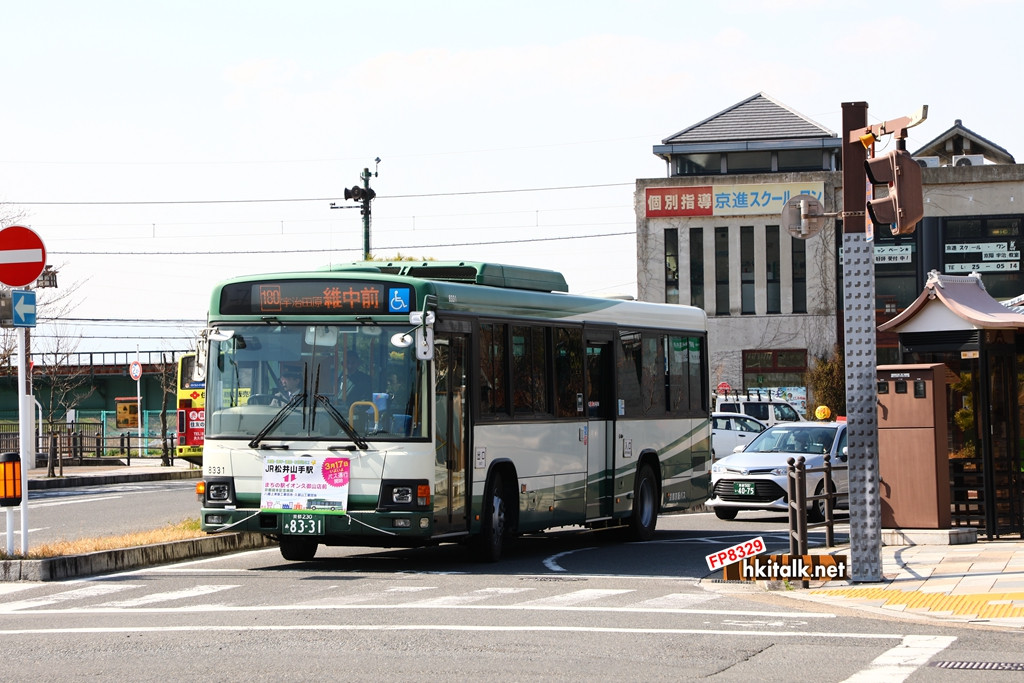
[0,419,178,465]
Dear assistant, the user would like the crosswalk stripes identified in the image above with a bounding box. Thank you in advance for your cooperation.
[97,584,240,608]
[0,583,807,617]
[0,583,139,612]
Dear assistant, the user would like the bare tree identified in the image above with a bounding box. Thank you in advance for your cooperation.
[157,352,178,466]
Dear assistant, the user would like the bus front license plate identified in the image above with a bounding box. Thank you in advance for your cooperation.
[733,482,755,496]
[282,514,324,536]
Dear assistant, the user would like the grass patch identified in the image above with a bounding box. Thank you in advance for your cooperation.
[0,518,205,560]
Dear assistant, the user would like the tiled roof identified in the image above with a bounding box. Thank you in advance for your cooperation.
[879,271,1024,332]
[661,92,836,145]
[912,119,1015,165]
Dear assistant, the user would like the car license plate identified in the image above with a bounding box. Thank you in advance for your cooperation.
[282,513,324,536]
[733,481,755,496]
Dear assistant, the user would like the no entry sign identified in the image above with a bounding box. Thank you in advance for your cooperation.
[0,226,46,287]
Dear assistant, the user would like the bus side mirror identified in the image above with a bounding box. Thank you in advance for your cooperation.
[409,311,435,361]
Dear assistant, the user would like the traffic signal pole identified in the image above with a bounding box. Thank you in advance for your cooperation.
[840,101,927,582]
[841,102,883,582]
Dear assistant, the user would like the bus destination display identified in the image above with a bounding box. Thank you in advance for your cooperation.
[220,280,413,316]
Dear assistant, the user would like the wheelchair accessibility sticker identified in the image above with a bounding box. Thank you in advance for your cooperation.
[388,288,411,313]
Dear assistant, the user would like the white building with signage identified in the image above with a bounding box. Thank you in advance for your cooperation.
[635,93,1024,410]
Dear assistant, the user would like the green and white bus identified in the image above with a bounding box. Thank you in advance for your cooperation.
[196,261,711,561]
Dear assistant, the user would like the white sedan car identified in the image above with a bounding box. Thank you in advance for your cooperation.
[707,421,848,522]
[711,412,767,460]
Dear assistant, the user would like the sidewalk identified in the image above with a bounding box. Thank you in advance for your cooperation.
[26,457,202,489]
[771,538,1024,630]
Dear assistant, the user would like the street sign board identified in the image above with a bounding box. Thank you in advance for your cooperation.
[0,226,46,287]
[129,361,143,381]
[11,290,36,327]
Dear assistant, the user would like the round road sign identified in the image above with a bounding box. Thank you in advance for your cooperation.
[129,361,142,381]
[0,226,46,287]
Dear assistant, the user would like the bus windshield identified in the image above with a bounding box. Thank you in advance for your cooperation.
[205,322,425,442]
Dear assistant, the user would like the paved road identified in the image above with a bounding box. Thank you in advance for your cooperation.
[3,479,199,548]
[1,514,1016,681]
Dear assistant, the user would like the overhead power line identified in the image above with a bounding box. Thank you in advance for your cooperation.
[51,230,634,256]
[14,182,634,206]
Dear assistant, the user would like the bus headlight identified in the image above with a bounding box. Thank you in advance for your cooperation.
[378,480,431,511]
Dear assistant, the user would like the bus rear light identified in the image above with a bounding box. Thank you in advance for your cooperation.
[195,481,206,495]
[417,484,430,506]
[392,487,413,505]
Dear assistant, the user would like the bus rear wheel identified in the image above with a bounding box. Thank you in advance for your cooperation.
[279,536,318,561]
[473,471,507,562]
[627,464,658,541]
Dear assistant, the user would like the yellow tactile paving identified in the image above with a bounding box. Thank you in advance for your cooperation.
[809,586,1024,620]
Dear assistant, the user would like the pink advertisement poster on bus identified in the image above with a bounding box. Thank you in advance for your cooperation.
[260,456,350,513]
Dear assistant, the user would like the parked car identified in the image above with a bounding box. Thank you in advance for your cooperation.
[711,412,767,460]
[706,421,847,522]
[714,393,802,426]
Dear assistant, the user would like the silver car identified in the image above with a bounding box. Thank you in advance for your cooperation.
[711,412,767,460]
[707,421,847,522]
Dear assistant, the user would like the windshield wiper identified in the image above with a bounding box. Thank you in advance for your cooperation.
[314,394,369,450]
[248,392,305,449]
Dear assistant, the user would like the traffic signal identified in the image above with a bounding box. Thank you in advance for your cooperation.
[344,186,376,202]
[864,149,924,235]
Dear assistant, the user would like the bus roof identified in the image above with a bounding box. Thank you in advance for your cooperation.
[209,262,707,332]
[325,261,569,293]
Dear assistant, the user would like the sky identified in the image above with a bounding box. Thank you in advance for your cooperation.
[2,0,1022,356]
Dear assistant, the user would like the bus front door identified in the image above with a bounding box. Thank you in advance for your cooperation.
[585,331,616,520]
[433,332,469,535]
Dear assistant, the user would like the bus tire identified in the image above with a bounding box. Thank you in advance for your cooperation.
[627,463,658,541]
[279,536,318,561]
[474,471,507,562]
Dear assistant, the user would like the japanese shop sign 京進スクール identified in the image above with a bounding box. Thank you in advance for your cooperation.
[645,182,825,218]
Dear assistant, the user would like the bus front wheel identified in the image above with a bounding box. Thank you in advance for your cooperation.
[474,471,507,562]
[627,464,658,542]
[279,536,318,562]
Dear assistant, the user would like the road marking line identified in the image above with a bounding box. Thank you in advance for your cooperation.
[517,588,634,607]
[0,623,903,638]
[0,583,138,612]
[98,584,239,607]
[842,634,957,682]
[5,601,837,618]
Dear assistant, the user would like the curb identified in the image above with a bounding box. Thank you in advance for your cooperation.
[27,469,202,490]
[0,532,276,581]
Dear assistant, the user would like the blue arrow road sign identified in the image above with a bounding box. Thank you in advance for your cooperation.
[11,289,36,327]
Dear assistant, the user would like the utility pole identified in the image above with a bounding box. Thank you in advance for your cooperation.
[840,102,926,582]
[330,159,379,261]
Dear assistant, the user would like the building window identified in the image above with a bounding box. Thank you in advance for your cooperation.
[741,226,755,314]
[715,227,730,315]
[874,230,917,312]
[942,216,1023,299]
[665,228,679,304]
[792,238,807,314]
[726,151,771,174]
[766,226,781,314]
[778,149,823,171]
[689,228,704,309]
[742,349,808,391]
[674,153,721,176]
